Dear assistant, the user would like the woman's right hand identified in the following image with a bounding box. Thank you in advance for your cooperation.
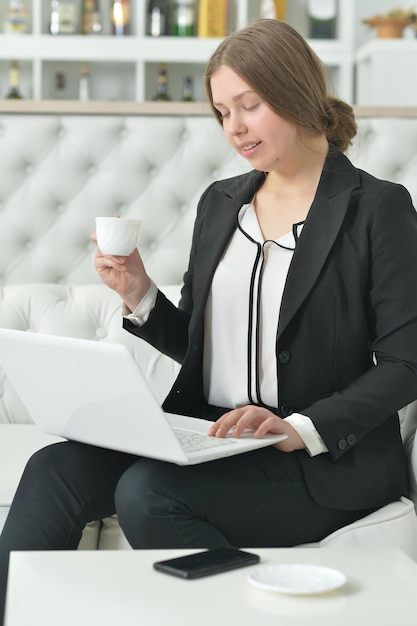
[91,230,151,312]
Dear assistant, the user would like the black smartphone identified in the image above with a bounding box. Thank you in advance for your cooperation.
[153,547,260,579]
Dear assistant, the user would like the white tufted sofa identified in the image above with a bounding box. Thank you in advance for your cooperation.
[0,102,417,555]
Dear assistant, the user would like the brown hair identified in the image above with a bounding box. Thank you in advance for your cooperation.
[205,19,356,152]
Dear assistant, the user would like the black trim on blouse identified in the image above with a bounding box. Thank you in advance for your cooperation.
[236,213,304,408]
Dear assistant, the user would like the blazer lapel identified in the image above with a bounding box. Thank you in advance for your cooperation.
[192,170,265,319]
[278,151,360,338]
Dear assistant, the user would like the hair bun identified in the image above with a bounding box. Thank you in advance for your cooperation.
[324,97,357,152]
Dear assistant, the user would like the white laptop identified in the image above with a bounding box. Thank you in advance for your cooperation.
[0,328,286,465]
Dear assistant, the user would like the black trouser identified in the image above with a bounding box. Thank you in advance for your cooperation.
[0,440,371,624]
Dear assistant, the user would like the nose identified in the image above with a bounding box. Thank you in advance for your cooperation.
[227,111,246,136]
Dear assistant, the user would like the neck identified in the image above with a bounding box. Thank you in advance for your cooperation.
[253,134,330,241]
[264,134,329,196]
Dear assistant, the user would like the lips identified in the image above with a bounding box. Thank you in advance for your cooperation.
[240,141,261,152]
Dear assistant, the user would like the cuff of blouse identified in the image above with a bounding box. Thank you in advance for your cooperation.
[122,280,158,326]
[284,413,329,456]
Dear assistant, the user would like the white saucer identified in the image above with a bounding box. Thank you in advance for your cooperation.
[248,563,347,595]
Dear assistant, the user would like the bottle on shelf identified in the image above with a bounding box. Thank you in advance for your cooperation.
[54,70,67,96]
[5,60,23,99]
[172,0,196,37]
[111,0,131,36]
[307,0,337,39]
[2,0,29,35]
[50,0,78,35]
[147,0,170,37]
[182,76,193,101]
[259,0,286,20]
[82,0,101,35]
[198,0,227,38]
[78,63,91,100]
[152,64,171,101]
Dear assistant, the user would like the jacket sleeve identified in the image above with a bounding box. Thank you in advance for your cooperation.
[304,183,417,459]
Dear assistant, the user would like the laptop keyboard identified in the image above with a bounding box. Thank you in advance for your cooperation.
[175,429,236,453]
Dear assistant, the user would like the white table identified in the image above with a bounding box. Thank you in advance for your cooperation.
[5,547,417,625]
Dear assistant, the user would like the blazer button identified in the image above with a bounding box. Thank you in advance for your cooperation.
[278,351,291,364]
[338,438,347,450]
[280,404,293,417]
[346,434,356,446]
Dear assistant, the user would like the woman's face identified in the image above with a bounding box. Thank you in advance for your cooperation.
[210,65,301,174]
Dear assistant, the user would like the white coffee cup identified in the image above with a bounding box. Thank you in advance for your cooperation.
[95,217,141,256]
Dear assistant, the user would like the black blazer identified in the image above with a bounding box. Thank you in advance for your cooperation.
[124,149,417,511]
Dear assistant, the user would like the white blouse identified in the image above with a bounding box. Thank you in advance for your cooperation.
[203,202,301,409]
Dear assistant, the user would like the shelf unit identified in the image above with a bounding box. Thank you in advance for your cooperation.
[0,0,356,103]
[356,39,417,106]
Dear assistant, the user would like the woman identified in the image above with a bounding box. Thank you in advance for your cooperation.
[1,18,417,622]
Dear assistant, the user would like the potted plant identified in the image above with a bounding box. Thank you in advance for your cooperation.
[363,7,416,38]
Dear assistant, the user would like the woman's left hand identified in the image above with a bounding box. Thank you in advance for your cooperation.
[208,405,306,453]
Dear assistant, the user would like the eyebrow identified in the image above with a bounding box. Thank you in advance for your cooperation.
[212,90,256,107]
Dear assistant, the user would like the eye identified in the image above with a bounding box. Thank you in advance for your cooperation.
[242,102,260,112]
[215,108,230,121]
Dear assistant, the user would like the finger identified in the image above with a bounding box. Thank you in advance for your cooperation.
[253,416,283,438]
[231,406,276,437]
[207,412,235,437]
[232,410,268,437]
[95,254,128,273]
[211,407,266,438]
[208,408,245,437]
